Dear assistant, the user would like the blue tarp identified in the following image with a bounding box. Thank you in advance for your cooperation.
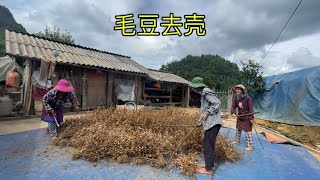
[1,128,319,180]
[254,66,320,126]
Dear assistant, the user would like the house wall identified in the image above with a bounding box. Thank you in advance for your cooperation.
[81,68,143,109]
[52,65,83,110]
[87,70,107,108]
[19,58,189,114]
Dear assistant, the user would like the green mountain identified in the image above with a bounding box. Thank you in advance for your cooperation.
[0,5,27,56]
[160,54,242,90]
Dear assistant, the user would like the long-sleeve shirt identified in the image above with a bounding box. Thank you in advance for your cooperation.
[200,87,223,131]
[42,88,76,112]
[231,94,254,131]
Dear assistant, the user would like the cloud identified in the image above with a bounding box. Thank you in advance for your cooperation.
[286,47,320,69]
[1,0,320,75]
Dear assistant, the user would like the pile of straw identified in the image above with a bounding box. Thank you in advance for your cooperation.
[55,108,242,175]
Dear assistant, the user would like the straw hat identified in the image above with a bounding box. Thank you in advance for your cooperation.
[234,84,245,92]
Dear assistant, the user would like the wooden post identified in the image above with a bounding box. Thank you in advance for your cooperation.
[137,76,143,105]
[184,86,190,107]
[181,85,185,106]
[22,59,32,115]
[142,80,146,102]
[169,85,172,103]
[134,75,139,105]
[227,88,233,114]
[81,69,87,110]
[107,71,114,107]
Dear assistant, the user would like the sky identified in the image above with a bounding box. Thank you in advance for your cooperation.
[1,0,320,76]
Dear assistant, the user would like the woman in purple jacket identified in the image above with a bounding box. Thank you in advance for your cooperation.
[41,79,78,137]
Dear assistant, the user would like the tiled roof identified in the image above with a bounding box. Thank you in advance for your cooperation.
[147,70,191,85]
[5,29,145,74]
[5,29,191,85]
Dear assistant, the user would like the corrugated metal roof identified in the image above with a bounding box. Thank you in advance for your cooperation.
[114,56,148,73]
[5,29,191,85]
[147,70,191,85]
[5,29,146,74]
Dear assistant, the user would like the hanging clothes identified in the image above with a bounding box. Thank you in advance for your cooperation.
[154,82,161,89]
[32,86,49,100]
[39,59,55,81]
[32,70,52,89]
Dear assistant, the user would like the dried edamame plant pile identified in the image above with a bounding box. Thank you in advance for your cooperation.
[54,108,242,176]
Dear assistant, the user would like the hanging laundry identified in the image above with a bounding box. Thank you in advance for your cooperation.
[32,86,49,100]
[39,57,56,81]
[32,70,52,89]
[154,82,161,89]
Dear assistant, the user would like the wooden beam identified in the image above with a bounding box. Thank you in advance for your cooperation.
[81,69,88,110]
[134,75,139,105]
[144,88,165,91]
[183,86,190,107]
[146,95,171,99]
[138,76,143,105]
[148,102,182,106]
[182,86,185,106]
[8,55,147,77]
[142,80,146,102]
[107,71,114,107]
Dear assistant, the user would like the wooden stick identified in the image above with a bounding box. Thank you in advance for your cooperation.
[50,111,60,127]
[252,122,264,149]
[236,112,260,117]
[134,124,195,128]
[168,119,203,163]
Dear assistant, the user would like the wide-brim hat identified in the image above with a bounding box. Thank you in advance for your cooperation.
[234,84,245,92]
[55,79,74,92]
[191,77,206,88]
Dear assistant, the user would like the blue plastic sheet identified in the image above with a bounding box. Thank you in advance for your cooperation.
[254,66,320,126]
[1,128,319,180]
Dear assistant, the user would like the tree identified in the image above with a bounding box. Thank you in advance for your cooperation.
[160,54,242,90]
[240,60,265,96]
[35,26,75,44]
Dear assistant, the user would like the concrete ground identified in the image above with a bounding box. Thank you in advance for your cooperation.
[0,113,85,135]
[0,113,319,160]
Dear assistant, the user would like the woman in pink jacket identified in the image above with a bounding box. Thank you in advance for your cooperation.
[41,79,78,137]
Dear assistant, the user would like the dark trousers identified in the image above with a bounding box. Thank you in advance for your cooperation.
[203,124,221,171]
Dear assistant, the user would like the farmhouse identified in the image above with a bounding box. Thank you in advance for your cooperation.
[4,29,190,115]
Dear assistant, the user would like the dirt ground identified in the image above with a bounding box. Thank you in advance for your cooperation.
[255,118,320,149]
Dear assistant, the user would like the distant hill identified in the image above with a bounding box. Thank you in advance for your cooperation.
[160,54,242,90]
[0,5,27,56]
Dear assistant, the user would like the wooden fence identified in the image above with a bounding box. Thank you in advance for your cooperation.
[214,89,233,113]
